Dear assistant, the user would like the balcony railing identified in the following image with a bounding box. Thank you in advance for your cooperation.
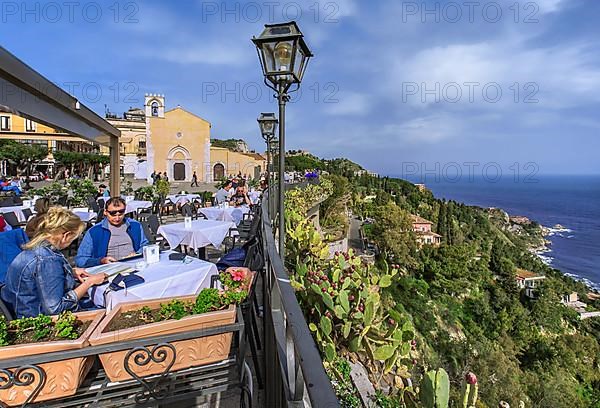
[260,188,340,407]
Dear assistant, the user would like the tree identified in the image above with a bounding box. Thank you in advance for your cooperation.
[0,141,47,188]
[372,202,417,267]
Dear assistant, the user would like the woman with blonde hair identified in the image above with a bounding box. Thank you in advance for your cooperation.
[25,197,51,238]
[1,207,107,318]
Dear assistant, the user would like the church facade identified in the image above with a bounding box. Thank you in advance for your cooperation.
[107,94,265,183]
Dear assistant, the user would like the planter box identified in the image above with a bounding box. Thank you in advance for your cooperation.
[0,310,104,407]
[89,296,236,382]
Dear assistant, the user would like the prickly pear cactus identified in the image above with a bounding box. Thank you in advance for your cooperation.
[462,372,479,408]
[420,368,450,408]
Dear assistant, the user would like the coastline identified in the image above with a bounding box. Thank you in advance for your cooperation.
[525,220,600,293]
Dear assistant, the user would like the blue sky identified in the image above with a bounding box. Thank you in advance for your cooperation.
[1,0,599,176]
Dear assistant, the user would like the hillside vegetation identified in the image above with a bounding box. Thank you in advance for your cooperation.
[284,160,600,408]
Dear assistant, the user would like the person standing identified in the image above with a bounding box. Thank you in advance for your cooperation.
[191,171,199,187]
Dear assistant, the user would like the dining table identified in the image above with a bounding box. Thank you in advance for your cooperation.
[88,250,218,310]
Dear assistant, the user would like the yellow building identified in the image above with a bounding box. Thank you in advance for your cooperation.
[210,148,266,181]
[107,93,265,183]
[0,110,101,176]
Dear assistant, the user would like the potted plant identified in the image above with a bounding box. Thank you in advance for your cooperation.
[0,310,104,406]
[89,268,253,382]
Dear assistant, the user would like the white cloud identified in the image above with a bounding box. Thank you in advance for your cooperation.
[324,92,370,116]
[535,0,565,14]
[388,40,600,110]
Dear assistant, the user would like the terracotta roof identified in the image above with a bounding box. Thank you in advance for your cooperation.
[516,268,545,280]
[411,215,433,225]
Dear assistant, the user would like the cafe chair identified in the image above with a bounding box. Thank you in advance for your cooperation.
[0,284,14,321]
[2,212,26,229]
[21,208,33,221]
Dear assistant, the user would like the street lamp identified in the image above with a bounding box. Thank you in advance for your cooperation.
[253,21,313,262]
[257,112,278,221]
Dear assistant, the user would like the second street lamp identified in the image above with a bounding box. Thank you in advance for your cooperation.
[253,21,313,263]
[257,112,278,222]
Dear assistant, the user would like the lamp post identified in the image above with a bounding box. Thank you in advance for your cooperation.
[257,112,278,222]
[253,21,313,262]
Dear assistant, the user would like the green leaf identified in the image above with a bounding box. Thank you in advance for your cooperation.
[379,275,392,288]
[296,263,308,277]
[320,316,332,337]
[435,369,450,408]
[309,323,317,332]
[349,336,360,352]
[324,342,336,361]
[322,292,334,310]
[400,342,411,356]
[332,268,340,283]
[339,290,349,312]
[311,284,322,295]
[343,321,351,338]
[334,306,345,319]
[373,345,396,361]
[364,300,375,326]
[342,278,351,290]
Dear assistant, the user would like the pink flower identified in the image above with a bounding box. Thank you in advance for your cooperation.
[465,372,477,385]
[230,269,245,282]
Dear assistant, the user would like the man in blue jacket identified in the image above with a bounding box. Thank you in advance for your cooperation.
[75,197,149,267]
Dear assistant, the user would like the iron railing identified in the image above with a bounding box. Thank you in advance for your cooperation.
[261,188,340,408]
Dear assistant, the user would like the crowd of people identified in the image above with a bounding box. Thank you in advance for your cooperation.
[0,176,23,196]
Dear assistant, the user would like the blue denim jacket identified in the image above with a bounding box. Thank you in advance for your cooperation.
[1,242,79,318]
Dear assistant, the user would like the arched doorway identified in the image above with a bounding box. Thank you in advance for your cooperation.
[213,163,225,181]
[173,163,185,180]
[167,146,192,182]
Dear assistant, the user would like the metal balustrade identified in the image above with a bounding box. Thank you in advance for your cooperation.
[260,188,340,408]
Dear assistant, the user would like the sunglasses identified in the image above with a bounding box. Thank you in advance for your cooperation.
[107,209,126,216]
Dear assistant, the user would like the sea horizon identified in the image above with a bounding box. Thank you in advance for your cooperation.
[388,174,600,291]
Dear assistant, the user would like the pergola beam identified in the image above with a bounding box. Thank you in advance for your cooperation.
[0,45,121,193]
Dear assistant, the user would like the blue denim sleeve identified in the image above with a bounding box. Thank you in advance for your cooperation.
[74,230,102,267]
[35,256,78,315]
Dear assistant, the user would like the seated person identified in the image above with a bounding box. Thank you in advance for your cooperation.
[75,197,148,267]
[230,186,251,207]
[214,181,232,204]
[1,207,107,318]
[97,184,110,199]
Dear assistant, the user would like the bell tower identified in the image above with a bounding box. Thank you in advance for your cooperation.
[145,93,165,118]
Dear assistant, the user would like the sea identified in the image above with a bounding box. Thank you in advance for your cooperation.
[394,175,600,291]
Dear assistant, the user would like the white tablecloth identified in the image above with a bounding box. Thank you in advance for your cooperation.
[249,191,261,205]
[167,194,201,205]
[71,208,98,222]
[157,219,236,250]
[0,205,29,222]
[125,200,152,214]
[89,251,218,310]
[199,206,250,225]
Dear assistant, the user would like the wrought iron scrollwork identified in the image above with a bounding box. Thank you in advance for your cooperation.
[124,343,176,403]
[0,365,46,408]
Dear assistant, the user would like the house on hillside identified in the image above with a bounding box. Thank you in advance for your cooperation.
[515,269,545,298]
[411,215,442,246]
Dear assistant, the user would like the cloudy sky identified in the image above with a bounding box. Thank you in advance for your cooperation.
[1,0,599,176]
